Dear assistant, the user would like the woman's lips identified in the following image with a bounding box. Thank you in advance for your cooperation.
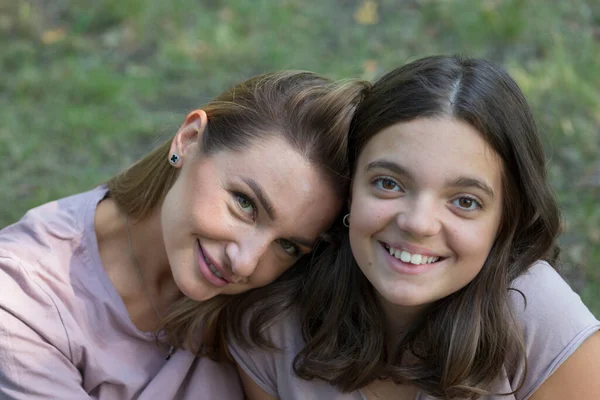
[196,240,229,287]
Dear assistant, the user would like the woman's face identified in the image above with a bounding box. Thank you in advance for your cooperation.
[349,117,504,310]
[161,114,341,302]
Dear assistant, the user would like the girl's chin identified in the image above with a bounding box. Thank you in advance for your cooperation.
[373,284,432,309]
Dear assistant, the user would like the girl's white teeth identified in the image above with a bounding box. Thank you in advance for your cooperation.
[411,254,422,264]
[399,250,411,263]
[385,244,439,265]
[205,256,223,279]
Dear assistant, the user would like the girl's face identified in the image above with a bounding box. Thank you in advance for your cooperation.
[349,117,504,310]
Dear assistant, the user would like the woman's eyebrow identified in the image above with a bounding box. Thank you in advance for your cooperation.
[242,177,277,220]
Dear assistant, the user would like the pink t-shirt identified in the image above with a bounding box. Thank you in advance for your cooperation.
[229,262,600,399]
[0,186,243,399]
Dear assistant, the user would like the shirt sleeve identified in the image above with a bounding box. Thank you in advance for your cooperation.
[227,329,279,396]
[509,261,600,400]
[227,310,303,397]
[0,254,91,400]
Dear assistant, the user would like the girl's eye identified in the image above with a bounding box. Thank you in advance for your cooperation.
[452,197,482,211]
[277,239,299,257]
[236,194,255,216]
[375,177,401,191]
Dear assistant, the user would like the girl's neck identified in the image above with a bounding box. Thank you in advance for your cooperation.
[376,293,429,345]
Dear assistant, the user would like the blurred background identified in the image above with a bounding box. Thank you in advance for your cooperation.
[1,0,598,315]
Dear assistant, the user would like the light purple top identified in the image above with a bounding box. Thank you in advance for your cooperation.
[0,186,243,399]
[229,261,600,400]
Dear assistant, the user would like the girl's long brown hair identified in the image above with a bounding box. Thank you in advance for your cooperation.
[291,56,562,398]
[230,56,561,398]
[107,70,369,359]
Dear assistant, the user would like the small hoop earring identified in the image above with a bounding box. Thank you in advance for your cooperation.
[342,213,350,228]
[169,154,180,165]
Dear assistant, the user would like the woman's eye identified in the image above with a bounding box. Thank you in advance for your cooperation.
[236,194,255,215]
[277,239,299,256]
[375,178,400,191]
[452,197,481,211]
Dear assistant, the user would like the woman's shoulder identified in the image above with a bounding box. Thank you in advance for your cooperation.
[2,185,107,241]
[0,185,107,271]
[0,186,110,348]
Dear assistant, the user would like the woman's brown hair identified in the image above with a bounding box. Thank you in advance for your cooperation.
[106,70,369,358]
[285,56,561,398]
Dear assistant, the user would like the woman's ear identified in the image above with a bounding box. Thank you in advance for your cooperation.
[168,110,208,167]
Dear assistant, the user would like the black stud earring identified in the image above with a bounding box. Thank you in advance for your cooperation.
[169,154,180,165]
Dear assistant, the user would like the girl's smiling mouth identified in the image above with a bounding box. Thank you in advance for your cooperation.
[379,241,445,275]
[382,242,441,264]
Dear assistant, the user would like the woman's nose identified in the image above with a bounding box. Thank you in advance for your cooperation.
[224,235,271,280]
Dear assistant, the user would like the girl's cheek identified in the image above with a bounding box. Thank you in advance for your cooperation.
[351,201,396,231]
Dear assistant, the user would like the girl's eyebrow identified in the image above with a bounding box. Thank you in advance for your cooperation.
[366,158,495,199]
[446,177,495,199]
[365,159,413,179]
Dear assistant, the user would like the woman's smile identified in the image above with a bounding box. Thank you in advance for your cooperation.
[196,240,230,287]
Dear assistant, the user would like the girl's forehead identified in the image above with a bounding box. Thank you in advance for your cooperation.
[356,118,504,186]
[360,117,493,156]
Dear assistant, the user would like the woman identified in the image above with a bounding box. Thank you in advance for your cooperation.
[228,56,600,399]
[0,71,368,399]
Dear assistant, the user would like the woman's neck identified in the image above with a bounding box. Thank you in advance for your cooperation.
[94,197,181,330]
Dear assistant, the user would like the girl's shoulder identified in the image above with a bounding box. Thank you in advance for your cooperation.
[227,307,304,376]
[507,260,600,399]
[227,308,364,399]
[509,260,596,327]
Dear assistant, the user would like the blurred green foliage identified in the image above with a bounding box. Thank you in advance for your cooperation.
[1,0,598,314]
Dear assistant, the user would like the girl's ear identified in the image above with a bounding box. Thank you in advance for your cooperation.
[347,182,353,210]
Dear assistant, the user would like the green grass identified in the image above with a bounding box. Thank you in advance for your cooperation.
[1,0,598,316]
